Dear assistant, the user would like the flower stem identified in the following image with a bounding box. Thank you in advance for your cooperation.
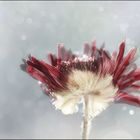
[82,95,91,139]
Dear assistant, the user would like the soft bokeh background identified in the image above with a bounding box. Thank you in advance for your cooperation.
[1,1,140,139]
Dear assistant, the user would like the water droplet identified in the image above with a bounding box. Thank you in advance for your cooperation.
[21,35,27,40]
[38,81,42,85]
[26,18,32,24]
[99,7,104,12]
[113,14,118,20]
[119,23,129,32]
[23,100,32,108]
[122,106,127,111]
[16,17,25,24]
[50,13,57,20]
[40,11,46,17]
[129,110,135,115]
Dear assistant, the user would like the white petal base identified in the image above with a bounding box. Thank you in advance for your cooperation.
[53,70,118,117]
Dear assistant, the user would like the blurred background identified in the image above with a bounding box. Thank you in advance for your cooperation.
[0,1,140,139]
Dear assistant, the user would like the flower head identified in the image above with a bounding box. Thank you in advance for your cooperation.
[21,41,140,139]
[21,42,140,118]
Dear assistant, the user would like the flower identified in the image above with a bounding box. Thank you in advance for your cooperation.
[20,41,140,139]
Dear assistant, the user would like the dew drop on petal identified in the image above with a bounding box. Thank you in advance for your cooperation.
[38,81,42,85]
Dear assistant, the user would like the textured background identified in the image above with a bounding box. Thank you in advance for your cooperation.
[1,1,140,139]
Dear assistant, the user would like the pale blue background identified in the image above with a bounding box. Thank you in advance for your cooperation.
[0,1,140,139]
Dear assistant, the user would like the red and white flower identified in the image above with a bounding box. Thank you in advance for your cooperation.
[21,41,140,139]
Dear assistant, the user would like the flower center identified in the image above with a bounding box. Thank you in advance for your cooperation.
[68,70,117,97]
[53,70,118,116]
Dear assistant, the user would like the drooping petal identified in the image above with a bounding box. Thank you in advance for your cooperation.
[40,61,67,87]
[26,65,47,84]
[118,68,140,90]
[25,56,68,91]
[115,92,140,106]
[130,84,140,90]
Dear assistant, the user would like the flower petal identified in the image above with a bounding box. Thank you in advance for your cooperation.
[115,92,140,106]
[48,53,57,66]
[113,47,137,84]
[53,94,79,115]
[88,95,110,118]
